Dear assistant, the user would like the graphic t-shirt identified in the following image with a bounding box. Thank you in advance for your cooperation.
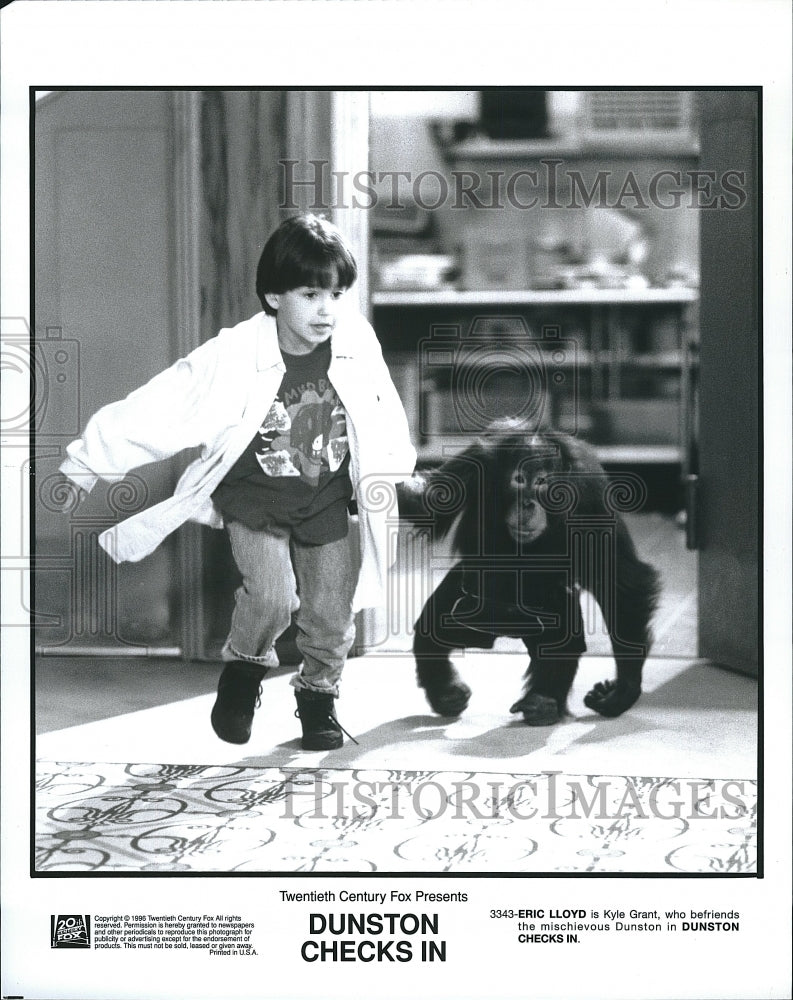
[212,340,353,543]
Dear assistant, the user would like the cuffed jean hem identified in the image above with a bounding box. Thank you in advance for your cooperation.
[221,639,280,669]
[290,674,341,698]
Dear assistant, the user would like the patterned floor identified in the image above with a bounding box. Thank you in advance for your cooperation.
[36,761,756,874]
[34,516,755,876]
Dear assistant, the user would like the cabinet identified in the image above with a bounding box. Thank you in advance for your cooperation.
[372,287,698,470]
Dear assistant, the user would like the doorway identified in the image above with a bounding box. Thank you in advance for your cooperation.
[33,89,759,681]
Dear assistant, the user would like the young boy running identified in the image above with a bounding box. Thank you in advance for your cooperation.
[58,214,416,750]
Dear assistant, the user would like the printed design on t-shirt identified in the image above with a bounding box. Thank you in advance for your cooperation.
[255,385,348,487]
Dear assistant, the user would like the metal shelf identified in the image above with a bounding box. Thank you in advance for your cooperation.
[438,135,700,161]
[415,439,682,465]
[595,444,682,464]
[377,290,695,470]
[622,352,686,368]
[372,288,698,308]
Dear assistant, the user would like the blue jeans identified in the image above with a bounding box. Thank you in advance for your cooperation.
[223,520,359,697]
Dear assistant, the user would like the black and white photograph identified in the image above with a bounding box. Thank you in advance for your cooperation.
[29,84,760,875]
[1,3,791,1000]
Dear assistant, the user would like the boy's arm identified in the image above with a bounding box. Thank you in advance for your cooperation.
[59,337,220,492]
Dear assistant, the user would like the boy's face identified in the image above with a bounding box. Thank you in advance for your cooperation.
[265,286,349,355]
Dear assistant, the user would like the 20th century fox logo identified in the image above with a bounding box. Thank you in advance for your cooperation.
[51,915,91,948]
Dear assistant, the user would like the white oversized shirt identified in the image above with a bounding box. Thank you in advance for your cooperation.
[60,311,417,611]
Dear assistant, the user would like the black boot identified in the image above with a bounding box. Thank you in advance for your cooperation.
[211,662,268,745]
[294,690,357,751]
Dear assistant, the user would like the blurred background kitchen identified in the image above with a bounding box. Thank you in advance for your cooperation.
[32,89,758,711]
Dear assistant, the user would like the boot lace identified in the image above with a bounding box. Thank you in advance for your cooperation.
[294,702,359,745]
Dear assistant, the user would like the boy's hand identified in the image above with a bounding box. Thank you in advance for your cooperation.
[395,473,431,519]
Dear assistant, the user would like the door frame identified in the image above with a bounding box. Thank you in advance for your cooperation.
[695,90,760,676]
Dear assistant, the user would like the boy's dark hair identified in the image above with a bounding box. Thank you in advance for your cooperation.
[256,214,358,315]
